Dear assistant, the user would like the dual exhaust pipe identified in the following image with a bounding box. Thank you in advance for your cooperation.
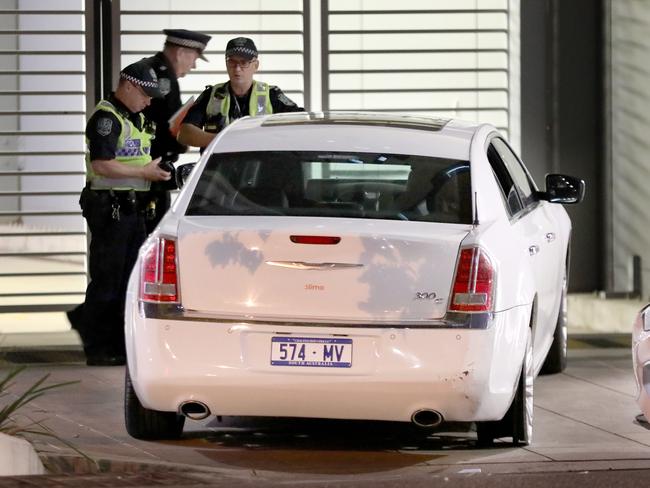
[179,401,443,429]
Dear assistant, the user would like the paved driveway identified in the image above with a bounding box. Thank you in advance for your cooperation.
[1,343,649,486]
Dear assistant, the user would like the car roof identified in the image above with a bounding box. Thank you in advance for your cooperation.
[261,112,452,131]
[211,111,491,161]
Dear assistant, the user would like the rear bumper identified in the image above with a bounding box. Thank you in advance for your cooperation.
[125,303,531,423]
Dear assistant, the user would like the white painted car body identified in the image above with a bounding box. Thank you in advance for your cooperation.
[125,112,580,441]
[632,305,650,419]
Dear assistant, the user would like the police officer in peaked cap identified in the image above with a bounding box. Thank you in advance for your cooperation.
[70,59,172,366]
[142,28,211,234]
[178,36,303,150]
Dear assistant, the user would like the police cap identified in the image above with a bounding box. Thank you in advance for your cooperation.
[119,59,162,98]
[163,28,211,61]
[225,37,258,60]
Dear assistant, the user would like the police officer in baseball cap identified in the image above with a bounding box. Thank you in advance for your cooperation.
[119,59,164,98]
[69,58,171,366]
[142,28,212,234]
[178,36,303,150]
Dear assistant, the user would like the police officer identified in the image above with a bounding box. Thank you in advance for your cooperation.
[75,59,171,366]
[178,37,303,149]
[142,29,211,233]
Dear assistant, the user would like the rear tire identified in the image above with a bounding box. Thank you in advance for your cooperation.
[540,272,568,375]
[124,366,185,440]
[476,328,533,447]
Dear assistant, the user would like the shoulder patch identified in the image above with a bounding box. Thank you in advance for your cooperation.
[277,92,294,106]
[96,117,113,136]
[159,78,171,96]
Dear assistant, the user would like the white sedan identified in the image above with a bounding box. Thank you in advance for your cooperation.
[124,112,584,446]
[633,305,650,422]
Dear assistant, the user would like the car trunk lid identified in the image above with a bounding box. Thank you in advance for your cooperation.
[176,216,470,323]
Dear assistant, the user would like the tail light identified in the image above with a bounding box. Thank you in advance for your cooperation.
[449,246,494,313]
[140,237,179,303]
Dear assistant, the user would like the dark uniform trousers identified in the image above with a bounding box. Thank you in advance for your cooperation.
[77,187,148,358]
[145,182,172,234]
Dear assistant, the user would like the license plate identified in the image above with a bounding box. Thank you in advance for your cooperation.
[270,336,353,368]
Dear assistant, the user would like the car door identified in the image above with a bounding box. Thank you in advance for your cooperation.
[487,138,562,358]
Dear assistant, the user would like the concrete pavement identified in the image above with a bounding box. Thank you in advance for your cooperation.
[0,341,649,486]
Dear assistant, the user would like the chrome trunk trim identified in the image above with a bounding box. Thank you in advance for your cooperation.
[140,302,494,329]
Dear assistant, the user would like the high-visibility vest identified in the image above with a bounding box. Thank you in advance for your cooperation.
[205,80,273,130]
[86,100,154,191]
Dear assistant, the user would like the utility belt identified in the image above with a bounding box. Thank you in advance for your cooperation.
[81,186,154,222]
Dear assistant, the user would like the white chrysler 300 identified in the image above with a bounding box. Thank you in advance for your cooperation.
[124,112,584,446]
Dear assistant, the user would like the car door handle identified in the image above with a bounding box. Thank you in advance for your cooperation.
[545,232,556,243]
[529,245,540,256]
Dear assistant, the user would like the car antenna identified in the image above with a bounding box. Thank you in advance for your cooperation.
[473,192,479,226]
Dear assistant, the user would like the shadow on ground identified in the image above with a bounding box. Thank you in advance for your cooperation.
[171,417,502,475]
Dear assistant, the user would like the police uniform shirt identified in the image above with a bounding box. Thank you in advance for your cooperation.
[142,52,187,160]
[86,94,145,161]
[183,82,303,132]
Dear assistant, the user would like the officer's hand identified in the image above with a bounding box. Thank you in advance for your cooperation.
[143,157,172,182]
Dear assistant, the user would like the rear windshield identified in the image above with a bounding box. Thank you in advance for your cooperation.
[186,151,472,224]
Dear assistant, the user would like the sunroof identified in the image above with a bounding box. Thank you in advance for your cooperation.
[261,112,450,132]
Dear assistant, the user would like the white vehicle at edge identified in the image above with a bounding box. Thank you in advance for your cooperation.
[124,112,584,446]
[632,306,650,422]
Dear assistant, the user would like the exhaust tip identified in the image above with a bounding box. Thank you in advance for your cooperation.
[411,409,443,429]
[179,401,211,420]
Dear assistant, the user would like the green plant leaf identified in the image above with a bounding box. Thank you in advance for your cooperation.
[19,422,97,467]
[0,370,78,427]
[0,366,92,465]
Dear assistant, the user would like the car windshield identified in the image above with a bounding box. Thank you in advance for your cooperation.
[186,151,472,224]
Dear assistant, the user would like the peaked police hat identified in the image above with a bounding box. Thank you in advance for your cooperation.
[120,59,163,98]
[163,28,211,61]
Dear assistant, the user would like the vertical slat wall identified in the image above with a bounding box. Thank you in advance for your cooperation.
[323,0,514,138]
[0,0,87,313]
[0,0,519,320]
[609,0,650,295]
[119,0,309,164]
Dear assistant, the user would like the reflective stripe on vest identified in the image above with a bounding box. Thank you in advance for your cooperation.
[86,100,153,191]
[205,80,273,127]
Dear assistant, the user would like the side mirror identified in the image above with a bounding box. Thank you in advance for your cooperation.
[541,173,585,204]
[175,162,197,189]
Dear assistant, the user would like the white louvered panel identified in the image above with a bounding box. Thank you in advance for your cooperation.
[609,0,650,296]
[0,0,87,313]
[324,0,519,144]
